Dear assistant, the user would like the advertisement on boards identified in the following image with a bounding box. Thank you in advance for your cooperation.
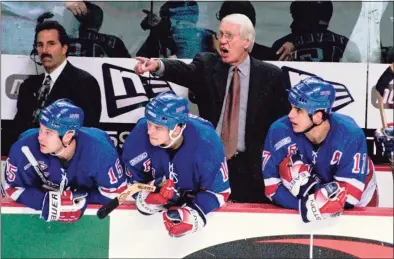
[0,55,385,157]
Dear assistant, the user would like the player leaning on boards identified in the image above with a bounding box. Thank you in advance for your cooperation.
[262,77,378,223]
[2,99,127,223]
[122,91,230,238]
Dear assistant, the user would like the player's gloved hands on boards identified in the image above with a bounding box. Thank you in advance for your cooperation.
[41,190,88,222]
[375,123,394,159]
[279,150,318,197]
[163,203,206,237]
[299,182,347,223]
[298,173,322,197]
[136,178,180,215]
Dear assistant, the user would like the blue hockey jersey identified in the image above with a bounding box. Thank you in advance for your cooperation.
[263,113,377,210]
[3,128,128,210]
[122,115,231,215]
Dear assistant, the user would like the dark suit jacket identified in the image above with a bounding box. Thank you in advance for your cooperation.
[160,52,290,202]
[13,61,101,139]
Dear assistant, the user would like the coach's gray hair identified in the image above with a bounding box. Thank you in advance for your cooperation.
[221,13,255,53]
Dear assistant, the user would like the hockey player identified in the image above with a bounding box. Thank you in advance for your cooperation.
[262,77,378,223]
[374,61,394,164]
[2,99,127,222]
[122,91,230,237]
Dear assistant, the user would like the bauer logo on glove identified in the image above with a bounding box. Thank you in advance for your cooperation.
[300,182,347,223]
[41,190,88,223]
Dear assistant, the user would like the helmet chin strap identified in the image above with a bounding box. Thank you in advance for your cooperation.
[50,136,74,157]
[159,124,187,149]
[50,146,67,157]
[302,114,323,134]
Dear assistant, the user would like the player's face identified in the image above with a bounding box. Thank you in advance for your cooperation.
[36,29,68,73]
[288,105,313,133]
[147,121,170,146]
[38,124,64,154]
[217,21,250,66]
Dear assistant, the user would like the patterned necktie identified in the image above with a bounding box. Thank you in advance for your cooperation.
[32,75,52,123]
[221,67,240,159]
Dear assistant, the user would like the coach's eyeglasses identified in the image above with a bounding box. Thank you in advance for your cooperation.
[216,31,240,41]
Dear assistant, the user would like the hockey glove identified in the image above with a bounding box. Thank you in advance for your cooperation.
[279,151,313,197]
[375,124,394,159]
[163,203,206,238]
[41,190,88,223]
[136,178,180,215]
[298,173,322,197]
[299,182,347,223]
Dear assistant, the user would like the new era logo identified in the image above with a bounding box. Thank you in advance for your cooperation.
[102,63,173,118]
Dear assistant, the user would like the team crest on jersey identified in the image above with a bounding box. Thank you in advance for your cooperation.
[38,161,48,171]
[35,161,50,177]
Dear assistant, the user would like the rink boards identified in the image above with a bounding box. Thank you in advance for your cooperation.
[1,165,393,259]
[1,199,393,258]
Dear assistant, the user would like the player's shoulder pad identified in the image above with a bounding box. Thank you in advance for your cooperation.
[188,114,214,129]
[78,128,118,161]
[10,129,40,161]
[187,117,225,158]
[188,117,219,143]
[17,128,39,142]
[122,118,149,152]
[79,127,113,144]
[330,113,365,138]
[269,116,293,135]
[125,118,148,141]
[136,117,148,128]
[267,116,295,151]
